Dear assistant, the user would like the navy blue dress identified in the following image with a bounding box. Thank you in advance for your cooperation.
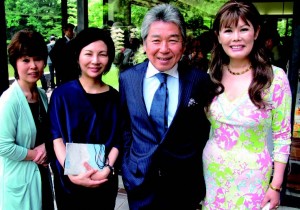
[48,79,120,210]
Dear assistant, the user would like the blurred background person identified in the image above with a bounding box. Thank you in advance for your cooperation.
[49,23,75,86]
[47,35,56,89]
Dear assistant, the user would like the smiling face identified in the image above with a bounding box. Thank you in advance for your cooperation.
[16,56,44,85]
[78,40,109,79]
[143,21,185,71]
[218,18,259,62]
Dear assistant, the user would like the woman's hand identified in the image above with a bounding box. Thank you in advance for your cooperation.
[32,143,47,164]
[68,167,108,188]
[83,162,111,181]
[260,187,280,209]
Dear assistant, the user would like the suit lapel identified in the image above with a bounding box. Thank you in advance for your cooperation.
[168,64,194,129]
[135,62,151,120]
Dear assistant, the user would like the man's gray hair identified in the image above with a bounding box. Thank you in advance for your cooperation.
[141,4,186,43]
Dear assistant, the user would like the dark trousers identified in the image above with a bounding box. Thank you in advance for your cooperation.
[38,165,55,210]
[126,168,204,210]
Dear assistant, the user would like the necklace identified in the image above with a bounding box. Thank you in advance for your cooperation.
[37,96,42,123]
[27,94,43,123]
[25,89,38,103]
[227,65,252,75]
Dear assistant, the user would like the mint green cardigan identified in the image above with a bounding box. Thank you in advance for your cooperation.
[0,81,48,210]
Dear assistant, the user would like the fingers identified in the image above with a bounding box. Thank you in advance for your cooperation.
[90,167,110,180]
[87,178,108,188]
[83,161,92,171]
[260,196,269,209]
[269,200,280,210]
[42,163,49,167]
[68,171,108,188]
[261,188,280,210]
[261,202,270,210]
[32,143,47,164]
[261,202,280,210]
[32,150,47,164]
[32,151,43,163]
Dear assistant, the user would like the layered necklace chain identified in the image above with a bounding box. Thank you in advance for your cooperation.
[227,65,252,75]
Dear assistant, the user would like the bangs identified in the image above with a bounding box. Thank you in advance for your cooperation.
[15,31,47,58]
[219,9,250,29]
[19,45,44,58]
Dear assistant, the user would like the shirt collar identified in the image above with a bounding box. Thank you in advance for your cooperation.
[65,35,71,42]
[145,62,179,79]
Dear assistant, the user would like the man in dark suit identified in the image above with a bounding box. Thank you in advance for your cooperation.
[49,23,75,86]
[119,4,211,210]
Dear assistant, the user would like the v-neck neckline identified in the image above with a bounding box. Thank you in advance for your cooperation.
[217,92,249,119]
[222,88,248,104]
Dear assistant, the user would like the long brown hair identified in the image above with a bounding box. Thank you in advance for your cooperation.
[208,0,273,109]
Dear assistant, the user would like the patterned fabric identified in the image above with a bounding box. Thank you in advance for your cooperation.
[202,66,291,210]
[150,73,169,139]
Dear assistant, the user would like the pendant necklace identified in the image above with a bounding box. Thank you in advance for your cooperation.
[37,96,42,123]
[227,65,252,75]
[24,87,42,123]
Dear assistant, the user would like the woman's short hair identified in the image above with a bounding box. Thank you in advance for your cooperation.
[141,4,186,44]
[7,29,48,79]
[73,27,115,75]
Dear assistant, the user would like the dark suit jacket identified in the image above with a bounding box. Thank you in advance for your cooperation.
[49,37,68,69]
[119,61,211,210]
[49,37,78,85]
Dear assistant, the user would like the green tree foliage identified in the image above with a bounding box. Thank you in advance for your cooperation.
[4,0,290,43]
[131,4,147,29]
[67,0,77,26]
[5,0,76,41]
[88,0,104,28]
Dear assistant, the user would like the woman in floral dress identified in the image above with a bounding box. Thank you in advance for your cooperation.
[203,1,291,209]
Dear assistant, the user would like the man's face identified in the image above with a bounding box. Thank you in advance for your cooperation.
[143,21,185,71]
[65,27,74,39]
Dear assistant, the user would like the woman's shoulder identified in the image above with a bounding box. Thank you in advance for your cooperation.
[271,65,289,85]
[108,85,120,100]
[272,65,286,76]
[0,81,22,104]
[51,80,81,96]
[264,65,291,101]
[0,83,26,118]
[37,87,47,99]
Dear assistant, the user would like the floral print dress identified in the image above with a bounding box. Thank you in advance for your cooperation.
[202,67,291,210]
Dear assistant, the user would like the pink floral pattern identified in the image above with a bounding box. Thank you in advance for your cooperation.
[202,67,292,210]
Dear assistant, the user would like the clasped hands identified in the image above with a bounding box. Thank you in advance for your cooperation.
[32,143,48,166]
[68,162,111,188]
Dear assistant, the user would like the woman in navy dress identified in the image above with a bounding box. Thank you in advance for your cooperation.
[48,27,120,210]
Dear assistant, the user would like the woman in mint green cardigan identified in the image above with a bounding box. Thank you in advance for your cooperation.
[0,29,54,210]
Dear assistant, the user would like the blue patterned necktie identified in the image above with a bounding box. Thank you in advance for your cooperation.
[150,73,169,139]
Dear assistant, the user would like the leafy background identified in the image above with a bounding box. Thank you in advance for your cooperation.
[4,0,292,89]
